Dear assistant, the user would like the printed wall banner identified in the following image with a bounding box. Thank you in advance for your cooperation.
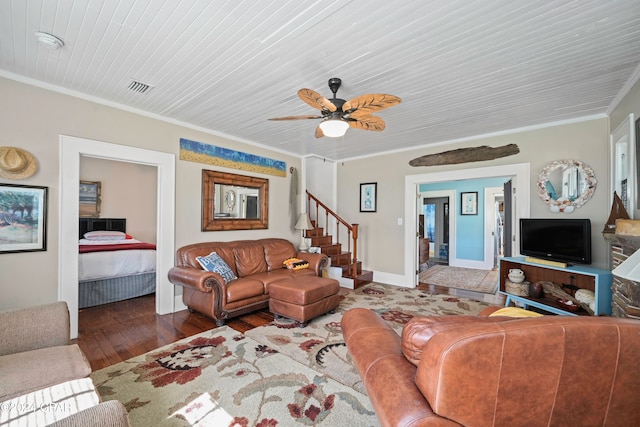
[180,138,286,177]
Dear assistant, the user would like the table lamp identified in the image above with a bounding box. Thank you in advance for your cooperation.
[295,213,313,251]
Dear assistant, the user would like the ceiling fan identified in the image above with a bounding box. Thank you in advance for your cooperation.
[268,78,401,138]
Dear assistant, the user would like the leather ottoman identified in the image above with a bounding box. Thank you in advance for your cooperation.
[269,276,340,325]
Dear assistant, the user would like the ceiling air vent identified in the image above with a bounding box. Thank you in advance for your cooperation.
[127,79,153,94]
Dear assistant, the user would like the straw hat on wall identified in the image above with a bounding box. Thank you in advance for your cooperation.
[0,147,38,180]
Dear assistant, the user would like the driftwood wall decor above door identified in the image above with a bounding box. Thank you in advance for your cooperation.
[409,144,519,167]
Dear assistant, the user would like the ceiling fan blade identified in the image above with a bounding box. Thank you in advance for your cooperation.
[268,115,323,121]
[343,94,401,115]
[315,126,324,138]
[349,115,386,131]
[298,89,337,112]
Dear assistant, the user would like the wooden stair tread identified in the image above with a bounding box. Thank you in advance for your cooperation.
[353,270,373,288]
[304,219,368,284]
[306,228,324,237]
[329,252,352,265]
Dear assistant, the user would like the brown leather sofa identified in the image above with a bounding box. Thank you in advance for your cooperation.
[342,308,640,427]
[168,238,328,325]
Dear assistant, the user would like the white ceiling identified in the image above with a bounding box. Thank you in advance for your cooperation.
[2,0,640,161]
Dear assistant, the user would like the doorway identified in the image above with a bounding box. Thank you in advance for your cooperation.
[484,187,505,269]
[419,193,452,269]
[59,135,176,338]
[404,163,531,288]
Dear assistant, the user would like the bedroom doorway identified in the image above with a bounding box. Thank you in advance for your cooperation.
[59,135,176,339]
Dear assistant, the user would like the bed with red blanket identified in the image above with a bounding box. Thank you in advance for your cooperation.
[78,218,156,308]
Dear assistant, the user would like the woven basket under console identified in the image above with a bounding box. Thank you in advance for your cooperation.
[505,280,530,296]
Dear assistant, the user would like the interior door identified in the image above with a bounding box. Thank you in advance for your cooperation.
[484,187,504,269]
[503,179,513,257]
[421,196,449,265]
[245,195,258,218]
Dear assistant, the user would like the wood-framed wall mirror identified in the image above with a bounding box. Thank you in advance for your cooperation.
[202,170,269,231]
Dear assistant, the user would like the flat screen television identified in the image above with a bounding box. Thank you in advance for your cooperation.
[519,218,592,265]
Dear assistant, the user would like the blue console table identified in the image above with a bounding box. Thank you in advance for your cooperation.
[499,257,613,316]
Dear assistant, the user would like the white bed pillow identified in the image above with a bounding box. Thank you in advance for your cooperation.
[83,230,126,241]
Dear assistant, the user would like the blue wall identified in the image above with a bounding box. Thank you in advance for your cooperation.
[420,177,509,262]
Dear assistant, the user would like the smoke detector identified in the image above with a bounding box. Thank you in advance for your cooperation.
[34,32,64,49]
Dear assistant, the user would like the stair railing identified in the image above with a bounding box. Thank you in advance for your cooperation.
[305,190,359,281]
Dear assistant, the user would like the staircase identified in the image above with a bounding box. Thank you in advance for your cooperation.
[305,191,373,288]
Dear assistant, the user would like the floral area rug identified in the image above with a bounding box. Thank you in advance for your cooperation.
[418,265,499,294]
[91,326,378,427]
[246,282,491,395]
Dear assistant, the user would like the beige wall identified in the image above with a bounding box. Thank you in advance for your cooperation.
[337,118,612,273]
[0,77,301,311]
[80,158,157,243]
[2,72,638,310]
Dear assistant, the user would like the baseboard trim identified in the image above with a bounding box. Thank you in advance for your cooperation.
[174,295,187,312]
[372,271,411,288]
[449,259,492,269]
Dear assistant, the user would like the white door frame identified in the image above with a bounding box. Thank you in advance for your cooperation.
[404,163,530,288]
[610,113,635,218]
[484,186,504,269]
[418,190,456,271]
[59,135,176,338]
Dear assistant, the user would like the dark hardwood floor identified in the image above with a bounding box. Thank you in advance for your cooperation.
[72,295,273,370]
[74,283,503,371]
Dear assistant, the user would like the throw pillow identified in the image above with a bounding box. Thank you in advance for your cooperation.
[283,258,309,270]
[196,252,237,283]
[488,307,543,318]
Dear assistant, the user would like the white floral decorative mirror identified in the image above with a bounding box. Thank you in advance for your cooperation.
[537,159,597,213]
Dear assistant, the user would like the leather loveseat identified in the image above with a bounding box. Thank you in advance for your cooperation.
[342,308,640,427]
[168,238,328,325]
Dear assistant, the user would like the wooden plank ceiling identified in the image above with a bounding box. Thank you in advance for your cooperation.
[1,0,639,161]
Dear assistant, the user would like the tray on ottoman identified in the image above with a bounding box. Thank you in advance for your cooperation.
[269,276,340,325]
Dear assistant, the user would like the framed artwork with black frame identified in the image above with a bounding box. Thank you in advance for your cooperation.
[0,183,48,253]
[460,191,478,215]
[360,182,377,212]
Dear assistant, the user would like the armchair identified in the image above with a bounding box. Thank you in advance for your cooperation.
[0,302,131,426]
[0,301,90,400]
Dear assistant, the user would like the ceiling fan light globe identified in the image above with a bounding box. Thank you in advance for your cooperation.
[319,119,349,137]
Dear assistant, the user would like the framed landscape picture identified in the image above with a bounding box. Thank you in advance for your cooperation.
[0,183,48,253]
